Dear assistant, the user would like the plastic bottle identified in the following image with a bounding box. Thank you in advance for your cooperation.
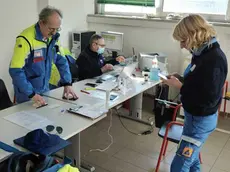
[149,56,160,81]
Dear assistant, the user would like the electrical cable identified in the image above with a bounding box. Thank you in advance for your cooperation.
[88,110,114,153]
[116,109,153,136]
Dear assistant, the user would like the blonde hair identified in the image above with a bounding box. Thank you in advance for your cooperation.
[173,14,217,49]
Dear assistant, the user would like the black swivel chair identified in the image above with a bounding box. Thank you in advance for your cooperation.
[0,79,13,110]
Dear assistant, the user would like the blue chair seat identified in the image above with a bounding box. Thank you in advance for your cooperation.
[158,121,183,144]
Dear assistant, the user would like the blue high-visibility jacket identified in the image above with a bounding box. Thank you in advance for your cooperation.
[9,23,72,103]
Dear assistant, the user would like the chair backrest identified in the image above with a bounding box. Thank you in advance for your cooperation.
[0,79,13,110]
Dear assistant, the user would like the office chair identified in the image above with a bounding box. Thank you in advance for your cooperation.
[155,102,202,172]
[0,79,13,110]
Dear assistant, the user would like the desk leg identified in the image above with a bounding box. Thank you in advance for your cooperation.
[64,134,95,172]
[119,93,153,126]
[64,133,81,167]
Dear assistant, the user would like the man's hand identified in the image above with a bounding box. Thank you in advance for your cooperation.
[116,56,125,63]
[32,94,46,106]
[163,76,182,89]
[63,86,78,99]
[101,64,114,73]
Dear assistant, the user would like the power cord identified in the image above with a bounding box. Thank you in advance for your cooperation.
[87,110,114,154]
[116,109,154,136]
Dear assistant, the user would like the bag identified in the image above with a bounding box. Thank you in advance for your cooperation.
[154,85,175,128]
[0,141,72,172]
[0,152,55,172]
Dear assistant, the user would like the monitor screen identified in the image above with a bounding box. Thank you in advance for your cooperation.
[101,31,123,52]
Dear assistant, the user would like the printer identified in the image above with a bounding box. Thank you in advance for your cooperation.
[138,52,168,74]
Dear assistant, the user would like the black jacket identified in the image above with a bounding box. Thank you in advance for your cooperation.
[181,42,228,116]
[76,45,117,80]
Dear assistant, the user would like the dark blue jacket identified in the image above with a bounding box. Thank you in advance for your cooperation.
[181,42,228,116]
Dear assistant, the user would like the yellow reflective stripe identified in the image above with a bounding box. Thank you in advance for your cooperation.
[10,37,30,68]
[49,64,60,86]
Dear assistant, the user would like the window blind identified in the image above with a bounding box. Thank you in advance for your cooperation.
[97,0,155,7]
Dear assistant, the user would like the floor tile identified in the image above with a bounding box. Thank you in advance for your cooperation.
[202,142,223,156]
[82,150,110,167]
[214,149,230,172]
[201,164,211,172]
[100,156,148,172]
[210,167,228,172]
[224,139,230,151]
[201,152,218,167]
[113,148,157,171]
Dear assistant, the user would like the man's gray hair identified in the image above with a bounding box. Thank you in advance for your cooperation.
[39,6,63,22]
[89,34,103,46]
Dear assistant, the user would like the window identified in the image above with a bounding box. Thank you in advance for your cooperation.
[163,0,228,15]
[96,0,230,21]
[97,0,156,15]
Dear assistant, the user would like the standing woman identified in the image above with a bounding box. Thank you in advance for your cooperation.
[164,15,228,171]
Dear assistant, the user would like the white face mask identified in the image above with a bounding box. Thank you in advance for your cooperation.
[97,47,105,54]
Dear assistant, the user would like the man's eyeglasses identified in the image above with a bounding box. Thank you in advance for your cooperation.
[46,125,63,134]
[46,25,61,32]
[93,42,106,48]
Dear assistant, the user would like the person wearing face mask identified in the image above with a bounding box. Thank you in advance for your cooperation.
[76,34,125,80]
[161,15,227,172]
[9,6,77,105]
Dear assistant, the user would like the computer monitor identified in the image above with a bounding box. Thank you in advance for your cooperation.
[101,31,124,54]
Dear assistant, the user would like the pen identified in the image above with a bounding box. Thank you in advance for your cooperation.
[81,90,90,94]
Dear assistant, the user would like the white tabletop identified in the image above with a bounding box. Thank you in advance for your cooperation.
[43,75,161,110]
[0,97,106,148]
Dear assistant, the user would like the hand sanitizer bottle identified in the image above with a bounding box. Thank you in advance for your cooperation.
[149,56,159,81]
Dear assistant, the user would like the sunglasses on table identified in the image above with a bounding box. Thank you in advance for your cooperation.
[46,125,63,134]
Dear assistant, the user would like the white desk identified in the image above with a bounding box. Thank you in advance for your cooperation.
[43,65,161,125]
[0,97,106,169]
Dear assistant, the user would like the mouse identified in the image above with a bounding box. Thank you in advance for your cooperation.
[96,79,103,83]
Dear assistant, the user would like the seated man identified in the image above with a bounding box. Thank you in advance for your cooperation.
[76,34,124,80]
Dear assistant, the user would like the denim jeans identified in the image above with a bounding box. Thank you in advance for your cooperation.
[170,111,217,172]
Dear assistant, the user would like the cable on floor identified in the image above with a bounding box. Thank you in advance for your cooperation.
[116,109,154,136]
[88,110,114,153]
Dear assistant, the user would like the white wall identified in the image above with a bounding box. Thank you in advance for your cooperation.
[88,16,230,112]
[0,0,38,98]
[48,0,95,48]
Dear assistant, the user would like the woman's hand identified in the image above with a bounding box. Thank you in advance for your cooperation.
[162,76,182,89]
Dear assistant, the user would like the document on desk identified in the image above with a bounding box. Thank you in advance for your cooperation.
[0,148,12,163]
[3,111,53,131]
[69,103,108,120]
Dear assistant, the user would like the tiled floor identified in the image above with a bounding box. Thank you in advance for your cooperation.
[80,98,230,172]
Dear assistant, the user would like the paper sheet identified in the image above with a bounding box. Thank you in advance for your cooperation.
[3,111,53,131]
[0,149,12,163]
[69,103,107,120]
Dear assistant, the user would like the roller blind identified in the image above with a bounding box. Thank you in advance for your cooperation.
[97,0,155,7]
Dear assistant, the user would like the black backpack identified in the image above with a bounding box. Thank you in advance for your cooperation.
[0,152,55,172]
